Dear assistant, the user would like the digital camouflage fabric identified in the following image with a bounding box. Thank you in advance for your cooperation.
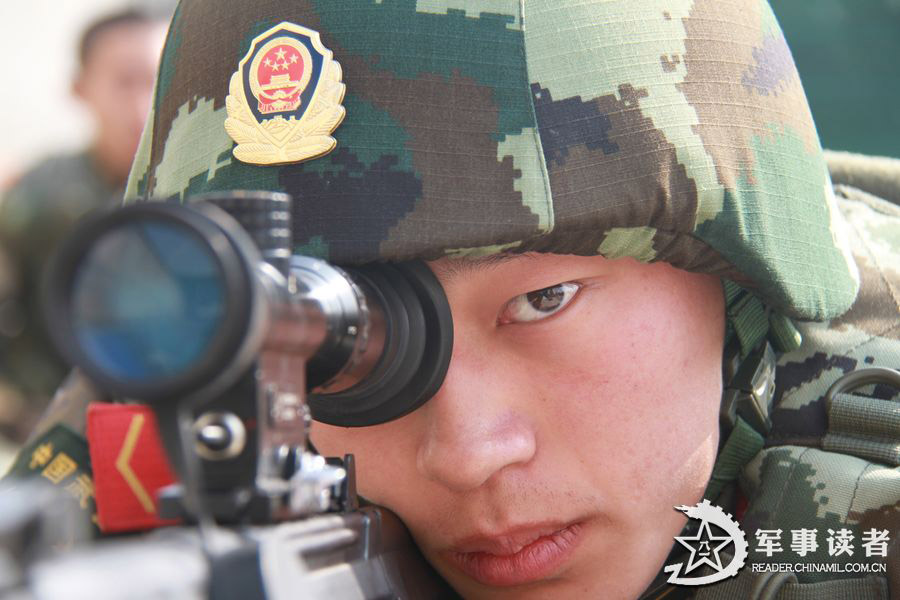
[126,0,859,322]
[692,184,900,597]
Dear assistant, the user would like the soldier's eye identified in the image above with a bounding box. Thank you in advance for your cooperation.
[499,282,581,324]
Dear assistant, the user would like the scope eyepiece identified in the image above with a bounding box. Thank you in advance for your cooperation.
[43,194,453,427]
[307,260,453,427]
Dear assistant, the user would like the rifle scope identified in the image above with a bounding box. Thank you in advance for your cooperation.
[43,192,453,427]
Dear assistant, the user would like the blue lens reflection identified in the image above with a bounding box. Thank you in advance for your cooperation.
[72,220,226,382]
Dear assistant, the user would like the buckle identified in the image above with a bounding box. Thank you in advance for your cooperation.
[720,341,777,439]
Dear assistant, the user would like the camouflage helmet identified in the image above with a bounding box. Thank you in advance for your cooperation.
[127,0,859,321]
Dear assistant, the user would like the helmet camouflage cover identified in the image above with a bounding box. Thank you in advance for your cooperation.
[126,0,859,321]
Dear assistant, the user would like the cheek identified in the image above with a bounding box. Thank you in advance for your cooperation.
[540,268,723,497]
[309,418,421,505]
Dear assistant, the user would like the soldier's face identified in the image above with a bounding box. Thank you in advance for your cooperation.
[311,253,725,599]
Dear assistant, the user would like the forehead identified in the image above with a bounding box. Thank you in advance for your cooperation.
[427,253,534,286]
[83,21,165,67]
[426,253,630,295]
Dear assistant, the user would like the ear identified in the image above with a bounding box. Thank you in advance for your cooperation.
[72,71,86,101]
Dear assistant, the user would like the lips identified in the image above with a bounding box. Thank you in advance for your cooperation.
[444,521,584,587]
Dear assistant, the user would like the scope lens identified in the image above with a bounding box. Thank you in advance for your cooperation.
[71,220,227,382]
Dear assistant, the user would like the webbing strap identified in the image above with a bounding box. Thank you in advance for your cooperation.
[723,279,744,305]
[767,312,802,353]
[722,281,802,358]
[729,292,768,358]
[824,392,900,466]
[704,416,764,502]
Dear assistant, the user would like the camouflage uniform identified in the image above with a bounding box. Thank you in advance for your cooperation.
[0,151,123,438]
[21,0,900,597]
[690,172,900,598]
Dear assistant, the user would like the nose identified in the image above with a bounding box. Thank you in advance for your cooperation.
[416,334,537,492]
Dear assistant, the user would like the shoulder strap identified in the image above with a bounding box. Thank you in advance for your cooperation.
[821,367,900,467]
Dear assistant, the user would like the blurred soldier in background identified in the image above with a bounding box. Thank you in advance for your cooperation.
[0,9,167,446]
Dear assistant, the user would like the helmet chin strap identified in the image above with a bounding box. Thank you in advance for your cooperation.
[703,281,798,503]
[719,339,777,448]
[718,281,802,441]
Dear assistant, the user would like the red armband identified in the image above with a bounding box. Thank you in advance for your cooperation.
[87,403,180,533]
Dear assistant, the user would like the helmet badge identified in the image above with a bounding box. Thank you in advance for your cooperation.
[225,22,346,166]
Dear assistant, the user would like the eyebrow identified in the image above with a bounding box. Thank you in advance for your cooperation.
[431,253,534,285]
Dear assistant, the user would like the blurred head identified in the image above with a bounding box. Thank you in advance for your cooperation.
[127,0,860,597]
[73,10,167,184]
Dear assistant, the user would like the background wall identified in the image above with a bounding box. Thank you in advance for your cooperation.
[0,1,176,189]
[771,0,900,158]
